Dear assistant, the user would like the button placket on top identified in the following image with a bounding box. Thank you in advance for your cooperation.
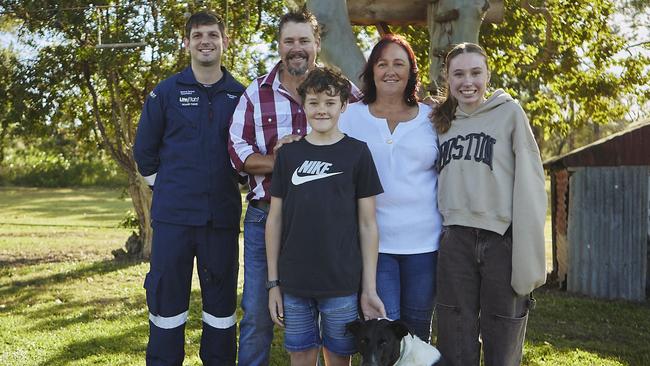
[371,106,422,172]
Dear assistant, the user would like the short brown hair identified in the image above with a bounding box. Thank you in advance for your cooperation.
[297,67,351,105]
[278,7,320,40]
[185,11,226,39]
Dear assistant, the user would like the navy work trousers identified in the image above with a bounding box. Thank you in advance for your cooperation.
[144,220,239,366]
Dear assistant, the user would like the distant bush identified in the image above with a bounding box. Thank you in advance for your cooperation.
[118,209,140,229]
[0,140,127,187]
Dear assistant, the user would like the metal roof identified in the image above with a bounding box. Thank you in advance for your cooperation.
[544,119,650,169]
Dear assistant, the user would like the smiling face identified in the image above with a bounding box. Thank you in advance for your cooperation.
[372,42,410,98]
[183,23,228,68]
[303,89,346,136]
[447,52,490,114]
[278,21,320,77]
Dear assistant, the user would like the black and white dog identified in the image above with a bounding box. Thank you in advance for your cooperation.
[347,318,442,366]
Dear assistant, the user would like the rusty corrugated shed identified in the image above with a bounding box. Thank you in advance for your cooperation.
[544,120,650,169]
[554,169,569,285]
[567,166,648,301]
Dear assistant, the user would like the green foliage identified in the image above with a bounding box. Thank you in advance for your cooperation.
[118,209,139,229]
[392,1,650,157]
[6,0,645,168]
[0,0,288,186]
[480,0,650,155]
[392,25,432,90]
[1,138,126,187]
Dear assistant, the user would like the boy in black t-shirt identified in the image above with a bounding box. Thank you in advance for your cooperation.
[266,68,386,366]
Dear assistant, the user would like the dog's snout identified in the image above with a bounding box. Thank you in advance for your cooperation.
[361,354,381,366]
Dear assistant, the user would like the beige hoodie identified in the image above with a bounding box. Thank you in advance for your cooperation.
[437,89,546,295]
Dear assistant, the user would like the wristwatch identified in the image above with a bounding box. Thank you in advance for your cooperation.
[265,280,281,291]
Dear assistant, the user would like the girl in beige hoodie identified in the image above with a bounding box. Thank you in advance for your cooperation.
[431,43,546,366]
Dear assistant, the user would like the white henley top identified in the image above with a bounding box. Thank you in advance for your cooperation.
[339,102,443,254]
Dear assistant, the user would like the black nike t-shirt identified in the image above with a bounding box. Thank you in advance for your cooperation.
[270,135,383,298]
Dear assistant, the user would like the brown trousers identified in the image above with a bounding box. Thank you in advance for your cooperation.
[436,225,532,366]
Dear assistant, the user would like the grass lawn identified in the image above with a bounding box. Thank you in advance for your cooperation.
[1,186,649,365]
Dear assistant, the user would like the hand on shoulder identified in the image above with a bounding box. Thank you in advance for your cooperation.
[273,134,303,154]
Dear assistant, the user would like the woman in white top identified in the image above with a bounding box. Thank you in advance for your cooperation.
[339,34,443,342]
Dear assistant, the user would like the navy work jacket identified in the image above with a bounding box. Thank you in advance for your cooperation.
[134,66,245,229]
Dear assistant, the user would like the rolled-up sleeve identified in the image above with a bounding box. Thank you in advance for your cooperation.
[228,91,259,173]
[134,87,165,180]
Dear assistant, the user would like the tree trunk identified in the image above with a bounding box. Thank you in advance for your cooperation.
[428,0,489,92]
[307,0,366,87]
[0,123,6,166]
[126,171,153,258]
[83,63,153,259]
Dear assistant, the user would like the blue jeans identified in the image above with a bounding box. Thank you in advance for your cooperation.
[283,293,358,356]
[376,251,438,342]
[238,206,274,366]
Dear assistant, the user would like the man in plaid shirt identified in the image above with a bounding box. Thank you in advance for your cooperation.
[228,8,359,365]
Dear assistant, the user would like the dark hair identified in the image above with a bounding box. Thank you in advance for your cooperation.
[297,67,351,105]
[278,7,320,40]
[185,11,226,39]
[360,34,419,106]
[432,42,489,134]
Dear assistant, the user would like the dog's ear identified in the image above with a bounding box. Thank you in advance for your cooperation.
[345,319,364,336]
[389,319,410,339]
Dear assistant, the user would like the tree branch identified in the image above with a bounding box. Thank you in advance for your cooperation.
[82,61,131,173]
[434,9,459,23]
[375,22,391,36]
[521,0,555,69]
[106,70,135,170]
[626,40,650,49]
[256,0,263,31]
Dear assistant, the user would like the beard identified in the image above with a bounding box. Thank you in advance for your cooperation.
[284,50,310,76]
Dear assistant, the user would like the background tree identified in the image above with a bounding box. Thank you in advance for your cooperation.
[2,0,648,258]
[0,0,285,258]
[305,0,650,156]
[0,48,21,165]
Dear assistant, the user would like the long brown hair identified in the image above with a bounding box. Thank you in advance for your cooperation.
[432,43,489,134]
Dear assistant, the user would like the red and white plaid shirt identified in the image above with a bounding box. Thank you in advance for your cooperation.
[228,61,360,202]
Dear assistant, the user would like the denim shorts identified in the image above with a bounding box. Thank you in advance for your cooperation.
[283,293,358,356]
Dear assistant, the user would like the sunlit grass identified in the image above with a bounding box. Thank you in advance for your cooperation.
[1,187,648,365]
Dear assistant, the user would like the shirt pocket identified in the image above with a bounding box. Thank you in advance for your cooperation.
[255,110,294,152]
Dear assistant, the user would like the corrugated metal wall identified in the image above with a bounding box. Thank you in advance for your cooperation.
[568,166,649,301]
[554,169,569,286]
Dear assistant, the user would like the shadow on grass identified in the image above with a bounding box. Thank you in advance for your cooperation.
[524,287,650,366]
[0,258,144,310]
[1,256,80,268]
[26,295,147,332]
[35,289,252,365]
[0,251,113,268]
[37,323,149,366]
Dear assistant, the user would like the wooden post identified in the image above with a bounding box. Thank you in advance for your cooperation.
[427,0,490,93]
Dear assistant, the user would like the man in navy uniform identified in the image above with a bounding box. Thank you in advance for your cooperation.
[134,11,244,366]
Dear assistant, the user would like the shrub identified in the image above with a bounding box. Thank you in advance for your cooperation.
[1,140,127,187]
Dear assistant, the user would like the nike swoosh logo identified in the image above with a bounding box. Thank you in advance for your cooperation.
[291,170,343,185]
